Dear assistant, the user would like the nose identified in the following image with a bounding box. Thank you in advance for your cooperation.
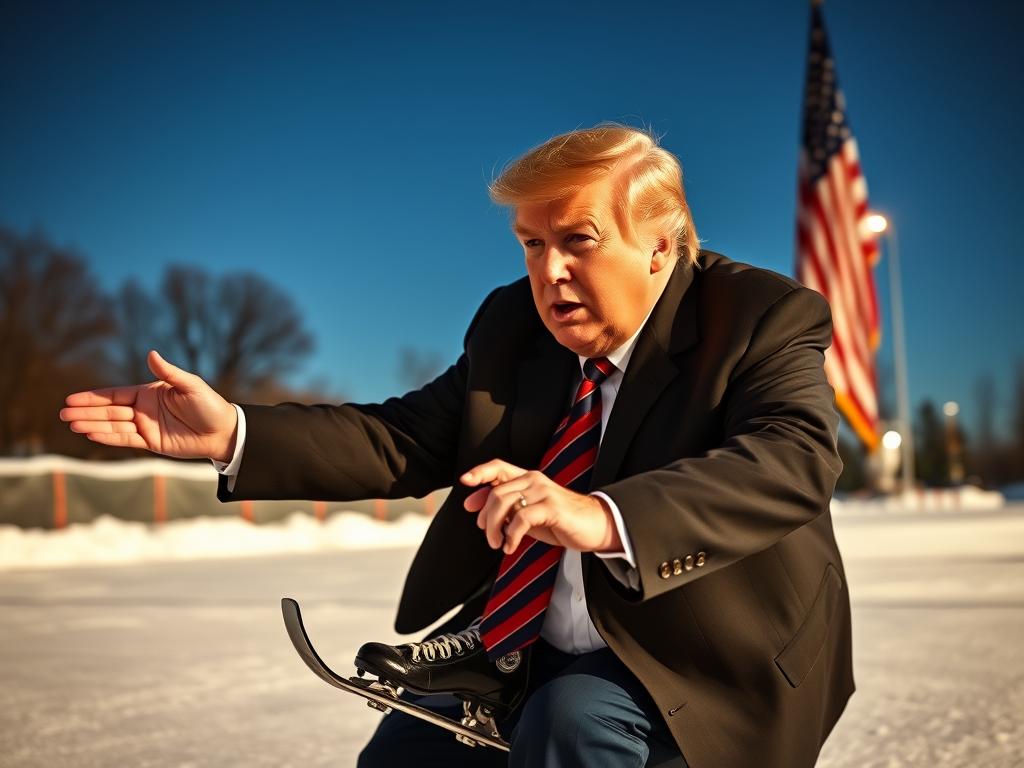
[539,247,571,285]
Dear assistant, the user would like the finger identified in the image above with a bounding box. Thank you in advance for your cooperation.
[60,405,136,423]
[69,420,139,435]
[463,486,491,513]
[488,473,537,497]
[64,387,141,408]
[475,477,533,530]
[503,504,552,555]
[481,485,533,549]
[85,431,148,449]
[147,349,200,392]
[460,459,527,488]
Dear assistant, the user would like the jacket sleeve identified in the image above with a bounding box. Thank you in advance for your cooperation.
[217,288,500,503]
[597,286,844,601]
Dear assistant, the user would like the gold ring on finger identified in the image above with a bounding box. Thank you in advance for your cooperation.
[516,493,528,510]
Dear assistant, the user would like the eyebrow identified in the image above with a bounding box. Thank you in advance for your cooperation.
[512,218,600,237]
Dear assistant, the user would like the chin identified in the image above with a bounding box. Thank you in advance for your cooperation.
[550,329,601,358]
[540,315,609,357]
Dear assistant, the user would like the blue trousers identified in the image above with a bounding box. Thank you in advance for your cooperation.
[357,640,687,768]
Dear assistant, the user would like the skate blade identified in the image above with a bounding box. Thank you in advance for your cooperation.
[350,674,505,749]
[349,674,403,713]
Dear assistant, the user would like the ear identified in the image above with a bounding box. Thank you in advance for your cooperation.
[650,235,674,274]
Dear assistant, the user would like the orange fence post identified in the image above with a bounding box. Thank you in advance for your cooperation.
[241,500,255,523]
[374,499,387,521]
[313,500,327,522]
[52,471,67,529]
[153,475,167,524]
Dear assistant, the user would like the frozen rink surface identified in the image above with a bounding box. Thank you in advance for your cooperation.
[3,505,1024,767]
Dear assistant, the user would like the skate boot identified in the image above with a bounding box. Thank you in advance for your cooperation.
[354,620,529,722]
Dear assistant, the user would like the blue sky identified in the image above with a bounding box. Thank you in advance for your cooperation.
[2,1,1022,445]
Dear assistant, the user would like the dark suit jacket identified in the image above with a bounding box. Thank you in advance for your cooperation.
[219,250,855,768]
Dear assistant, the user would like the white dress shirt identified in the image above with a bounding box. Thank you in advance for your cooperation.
[539,321,645,653]
[212,315,652,654]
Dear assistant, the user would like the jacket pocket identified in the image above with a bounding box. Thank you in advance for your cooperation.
[774,563,843,688]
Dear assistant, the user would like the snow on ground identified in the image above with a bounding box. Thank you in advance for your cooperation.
[831,484,1006,514]
[4,493,1023,571]
[0,512,431,571]
[0,453,220,480]
[832,504,1024,562]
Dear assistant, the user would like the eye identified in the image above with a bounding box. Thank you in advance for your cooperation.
[567,233,593,245]
[524,238,542,248]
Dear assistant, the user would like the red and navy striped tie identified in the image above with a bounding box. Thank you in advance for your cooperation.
[479,357,615,660]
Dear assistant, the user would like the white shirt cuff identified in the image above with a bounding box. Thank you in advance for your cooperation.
[210,403,246,493]
[591,491,640,590]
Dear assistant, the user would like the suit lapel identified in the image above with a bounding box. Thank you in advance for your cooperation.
[590,258,701,488]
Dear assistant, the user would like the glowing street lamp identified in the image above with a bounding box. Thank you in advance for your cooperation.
[866,213,888,234]
[870,210,915,495]
[881,430,903,450]
[944,401,964,485]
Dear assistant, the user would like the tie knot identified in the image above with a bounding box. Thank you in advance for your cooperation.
[582,357,614,385]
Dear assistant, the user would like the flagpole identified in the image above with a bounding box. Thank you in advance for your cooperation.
[883,220,916,494]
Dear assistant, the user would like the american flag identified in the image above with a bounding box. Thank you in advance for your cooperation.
[795,2,881,452]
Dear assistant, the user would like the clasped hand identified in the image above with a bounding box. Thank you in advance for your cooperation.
[461,459,622,555]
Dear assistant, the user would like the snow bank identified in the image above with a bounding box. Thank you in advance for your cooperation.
[832,485,1006,515]
[0,453,218,480]
[0,511,431,571]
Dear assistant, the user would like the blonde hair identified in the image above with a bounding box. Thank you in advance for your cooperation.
[489,123,699,266]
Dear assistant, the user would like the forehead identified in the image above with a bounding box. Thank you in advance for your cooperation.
[512,174,623,234]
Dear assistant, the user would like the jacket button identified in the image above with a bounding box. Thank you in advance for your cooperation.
[696,551,707,568]
[659,561,672,579]
[684,554,694,571]
[671,558,683,576]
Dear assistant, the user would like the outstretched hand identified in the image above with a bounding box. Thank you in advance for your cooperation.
[461,459,622,555]
[59,350,238,462]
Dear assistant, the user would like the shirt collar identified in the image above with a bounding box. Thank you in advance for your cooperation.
[576,301,657,377]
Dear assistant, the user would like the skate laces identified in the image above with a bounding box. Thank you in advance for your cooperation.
[405,621,481,662]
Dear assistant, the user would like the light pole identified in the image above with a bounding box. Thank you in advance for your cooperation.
[943,400,964,485]
[867,213,916,495]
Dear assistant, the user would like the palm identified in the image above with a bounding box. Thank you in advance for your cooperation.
[132,382,226,457]
[60,351,237,461]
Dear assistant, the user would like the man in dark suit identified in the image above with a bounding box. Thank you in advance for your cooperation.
[60,125,854,768]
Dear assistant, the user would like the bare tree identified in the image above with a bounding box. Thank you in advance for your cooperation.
[0,227,116,454]
[161,266,212,375]
[914,399,949,487]
[113,277,167,383]
[245,374,347,406]
[208,272,314,400]
[147,266,315,403]
[1013,358,1024,478]
[974,373,997,452]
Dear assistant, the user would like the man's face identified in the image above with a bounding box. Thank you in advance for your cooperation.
[514,174,669,359]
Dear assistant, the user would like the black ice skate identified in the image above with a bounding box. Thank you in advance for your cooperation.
[280,597,520,751]
[352,620,530,749]
[354,619,530,719]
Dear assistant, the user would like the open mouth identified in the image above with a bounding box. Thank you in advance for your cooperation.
[551,301,584,321]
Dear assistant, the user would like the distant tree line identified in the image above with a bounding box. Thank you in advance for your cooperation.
[0,226,343,459]
[959,365,1024,488]
[834,366,1024,492]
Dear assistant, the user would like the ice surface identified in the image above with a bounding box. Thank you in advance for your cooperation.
[2,503,1022,767]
